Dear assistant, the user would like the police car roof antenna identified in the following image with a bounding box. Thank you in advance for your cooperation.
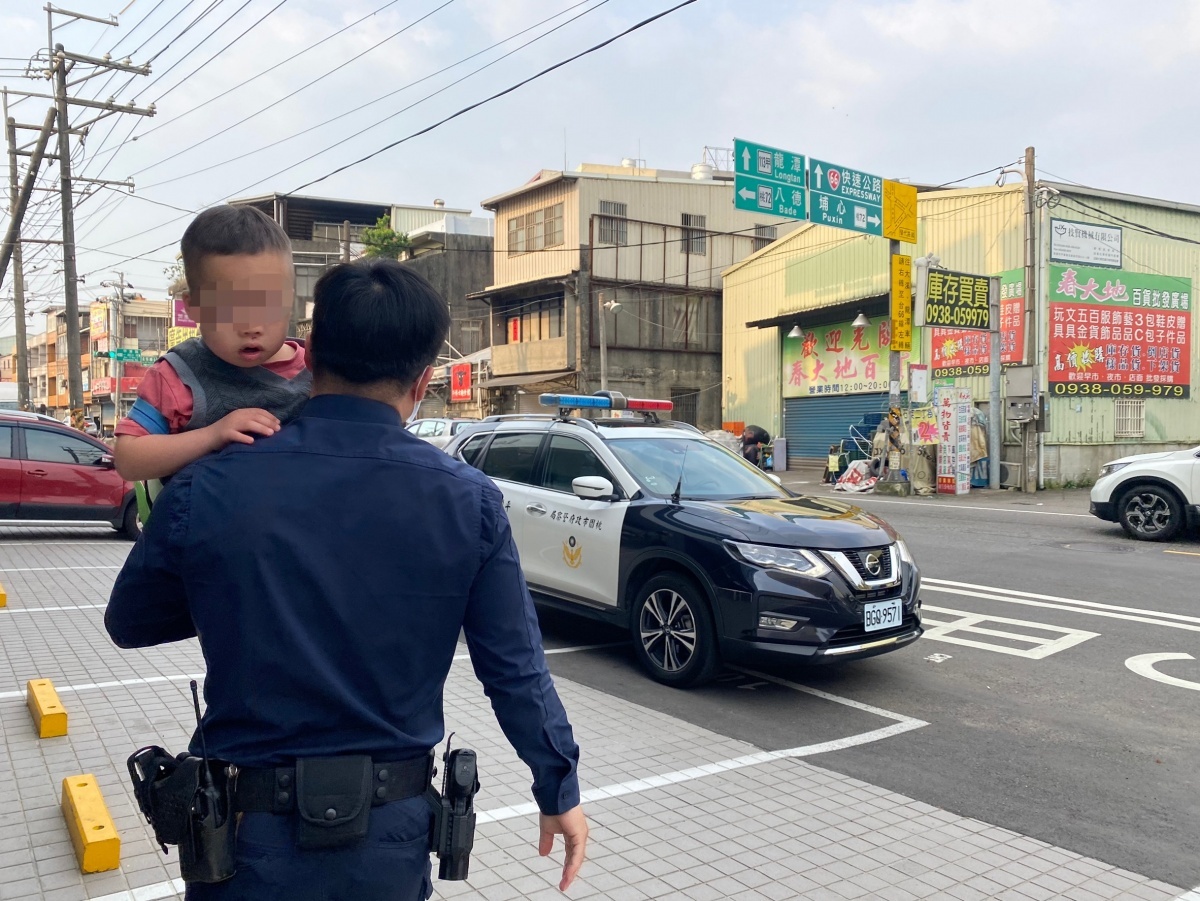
[670,442,691,505]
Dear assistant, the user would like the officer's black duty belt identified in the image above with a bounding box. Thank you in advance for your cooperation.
[234,752,434,814]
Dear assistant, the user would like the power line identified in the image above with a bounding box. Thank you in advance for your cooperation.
[129,0,457,178]
[132,0,406,140]
[139,0,607,191]
[137,0,262,101]
[290,0,701,194]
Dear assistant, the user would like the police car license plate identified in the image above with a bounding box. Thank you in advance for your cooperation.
[863,598,903,633]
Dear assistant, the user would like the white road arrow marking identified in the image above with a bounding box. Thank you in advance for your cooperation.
[742,146,751,170]
[813,164,824,189]
[738,187,756,200]
[1125,653,1200,691]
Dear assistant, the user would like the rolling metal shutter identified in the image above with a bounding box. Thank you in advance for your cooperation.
[783,393,893,463]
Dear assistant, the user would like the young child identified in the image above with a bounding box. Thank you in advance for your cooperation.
[113,205,312,485]
[824,444,841,484]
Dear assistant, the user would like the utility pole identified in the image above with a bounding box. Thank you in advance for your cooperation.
[4,92,30,411]
[1022,146,1038,493]
[342,220,351,263]
[43,4,153,425]
[597,290,608,392]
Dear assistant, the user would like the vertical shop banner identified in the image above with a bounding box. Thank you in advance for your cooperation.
[1048,265,1191,398]
[890,253,913,352]
[930,269,1025,377]
[450,363,472,403]
[782,319,909,397]
[934,386,972,495]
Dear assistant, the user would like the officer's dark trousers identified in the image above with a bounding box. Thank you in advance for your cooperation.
[185,796,433,901]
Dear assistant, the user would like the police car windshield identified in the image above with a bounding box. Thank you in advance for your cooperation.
[607,436,788,500]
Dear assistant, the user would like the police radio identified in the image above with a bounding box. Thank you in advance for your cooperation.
[428,734,479,880]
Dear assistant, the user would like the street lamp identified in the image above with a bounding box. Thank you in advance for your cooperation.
[597,293,621,391]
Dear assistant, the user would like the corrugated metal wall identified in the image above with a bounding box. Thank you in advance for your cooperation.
[723,187,1026,439]
[490,179,580,289]
[1044,189,1200,447]
[723,181,1200,462]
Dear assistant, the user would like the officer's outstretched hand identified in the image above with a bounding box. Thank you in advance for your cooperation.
[539,805,588,891]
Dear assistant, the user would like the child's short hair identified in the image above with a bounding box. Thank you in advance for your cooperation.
[181,205,292,288]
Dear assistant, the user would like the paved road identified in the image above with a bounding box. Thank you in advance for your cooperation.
[539,486,1200,891]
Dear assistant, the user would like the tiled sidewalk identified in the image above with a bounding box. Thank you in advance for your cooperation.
[0,529,1189,900]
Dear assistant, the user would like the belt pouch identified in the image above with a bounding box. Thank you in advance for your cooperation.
[295,756,373,850]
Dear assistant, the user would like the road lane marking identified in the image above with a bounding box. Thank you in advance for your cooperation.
[1125,653,1200,692]
[5,604,107,613]
[0,565,121,572]
[477,720,926,824]
[838,496,1091,517]
[0,673,206,701]
[0,645,620,699]
[733,666,927,725]
[924,578,1200,632]
[921,605,1098,658]
[1164,549,1200,557]
[90,880,186,901]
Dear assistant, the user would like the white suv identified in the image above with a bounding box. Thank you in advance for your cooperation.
[1089,446,1200,541]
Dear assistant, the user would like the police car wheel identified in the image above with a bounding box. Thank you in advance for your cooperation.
[632,573,719,688]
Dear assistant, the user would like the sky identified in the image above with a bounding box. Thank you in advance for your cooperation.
[1,0,1199,334]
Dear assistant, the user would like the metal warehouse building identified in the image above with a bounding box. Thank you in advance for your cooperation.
[721,181,1200,488]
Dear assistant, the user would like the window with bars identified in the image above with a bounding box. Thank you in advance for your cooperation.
[458,320,482,355]
[670,387,699,425]
[506,203,565,255]
[598,200,628,245]
[752,224,777,251]
[1114,398,1146,438]
[680,213,707,255]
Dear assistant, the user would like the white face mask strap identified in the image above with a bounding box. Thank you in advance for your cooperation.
[406,398,423,426]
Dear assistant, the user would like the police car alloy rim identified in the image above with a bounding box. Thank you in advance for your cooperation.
[639,589,697,673]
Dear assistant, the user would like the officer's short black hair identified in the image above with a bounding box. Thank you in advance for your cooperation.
[309,258,449,389]
[181,204,292,289]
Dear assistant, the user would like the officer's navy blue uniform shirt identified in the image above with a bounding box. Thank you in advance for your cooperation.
[106,394,580,815]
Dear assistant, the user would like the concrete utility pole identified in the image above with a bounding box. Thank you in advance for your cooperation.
[4,93,31,411]
[597,291,609,391]
[342,220,351,263]
[988,275,1001,490]
[43,4,153,423]
[1022,146,1038,493]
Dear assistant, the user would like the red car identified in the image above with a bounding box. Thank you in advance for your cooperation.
[0,412,140,538]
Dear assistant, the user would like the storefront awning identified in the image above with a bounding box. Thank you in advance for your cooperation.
[479,370,576,389]
[745,293,889,330]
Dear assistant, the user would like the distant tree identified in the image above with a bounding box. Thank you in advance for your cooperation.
[361,215,411,259]
[164,255,187,298]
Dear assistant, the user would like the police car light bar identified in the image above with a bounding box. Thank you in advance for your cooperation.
[538,391,673,412]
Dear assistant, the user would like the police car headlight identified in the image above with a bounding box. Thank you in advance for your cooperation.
[727,542,832,579]
[1098,461,1130,479]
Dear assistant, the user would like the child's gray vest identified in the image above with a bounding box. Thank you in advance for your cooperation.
[163,338,312,431]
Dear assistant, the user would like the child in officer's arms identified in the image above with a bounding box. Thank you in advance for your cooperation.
[113,205,312,482]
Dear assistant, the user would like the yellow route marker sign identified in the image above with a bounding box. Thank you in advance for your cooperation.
[883,179,918,243]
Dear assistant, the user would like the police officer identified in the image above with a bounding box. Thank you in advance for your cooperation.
[106,259,588,900]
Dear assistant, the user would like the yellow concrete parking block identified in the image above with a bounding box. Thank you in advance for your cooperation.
[26,678,68,738]
[61,774,121,873]
[0,581,6,607]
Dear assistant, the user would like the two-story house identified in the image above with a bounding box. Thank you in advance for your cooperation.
[473,159,801,428]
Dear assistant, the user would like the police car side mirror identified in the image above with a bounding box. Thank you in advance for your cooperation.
[767,474,782,485]
[573,476,615,501]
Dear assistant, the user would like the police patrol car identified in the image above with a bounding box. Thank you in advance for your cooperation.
[444,392,923,687]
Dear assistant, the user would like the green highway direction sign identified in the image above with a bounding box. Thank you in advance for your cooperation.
[733,138,806,220]
[809,159,883,236]
[109,348,158,364]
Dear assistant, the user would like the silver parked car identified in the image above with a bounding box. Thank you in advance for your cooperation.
[406,417,482,450]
